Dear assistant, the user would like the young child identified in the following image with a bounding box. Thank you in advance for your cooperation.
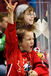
[4,0,49,76]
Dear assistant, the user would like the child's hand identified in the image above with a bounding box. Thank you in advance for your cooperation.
[4,0,18,13]
[4,0,18,24]
[28,70,38,76]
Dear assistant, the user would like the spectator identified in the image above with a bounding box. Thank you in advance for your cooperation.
[0,12,8,76]
[0,12,8,33]
[0,29,6,76]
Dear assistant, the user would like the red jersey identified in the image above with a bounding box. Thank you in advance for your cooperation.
[5,23,49,76]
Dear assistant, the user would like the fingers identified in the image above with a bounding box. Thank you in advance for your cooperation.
[4,0,8,5]
[9,0,11,4]
[4,0,12,4]
[14,2,18,8]
[29,70,33,74]
[29,73,32,76]
[6,6,11,13]
[29,70,33,76]
[28,70,38,76]
[4,0,18,13]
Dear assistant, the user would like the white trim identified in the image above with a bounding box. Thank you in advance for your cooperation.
[7,64,13,76]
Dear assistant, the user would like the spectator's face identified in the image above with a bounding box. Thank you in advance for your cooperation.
[2,17,8,28]
[20,31,34,52]
[0,17,8,29]
[24,10,35,25]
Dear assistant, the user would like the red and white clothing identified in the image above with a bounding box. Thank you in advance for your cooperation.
[5,23,49,76]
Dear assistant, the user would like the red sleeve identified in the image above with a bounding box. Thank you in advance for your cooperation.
[34,64,49,76]
[7,64,17,76]
[33,51,49,76]
[5,23,18,60]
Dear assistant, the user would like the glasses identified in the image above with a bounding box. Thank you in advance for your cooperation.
[25,13,34,16]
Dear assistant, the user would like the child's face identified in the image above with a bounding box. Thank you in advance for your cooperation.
[20,31,34,52]
[24,10,35,25]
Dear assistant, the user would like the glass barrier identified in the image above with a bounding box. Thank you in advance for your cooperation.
[29,0,50,75]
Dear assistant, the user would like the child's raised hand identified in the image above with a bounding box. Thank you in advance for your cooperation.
[4,0,18,13]
[4,0,18,24]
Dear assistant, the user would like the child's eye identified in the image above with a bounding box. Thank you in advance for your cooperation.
[26,39,31,40]
[26,14,34,16]
[26,38,34,41]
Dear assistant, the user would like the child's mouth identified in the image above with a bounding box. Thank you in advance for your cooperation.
[30,46,33,49]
